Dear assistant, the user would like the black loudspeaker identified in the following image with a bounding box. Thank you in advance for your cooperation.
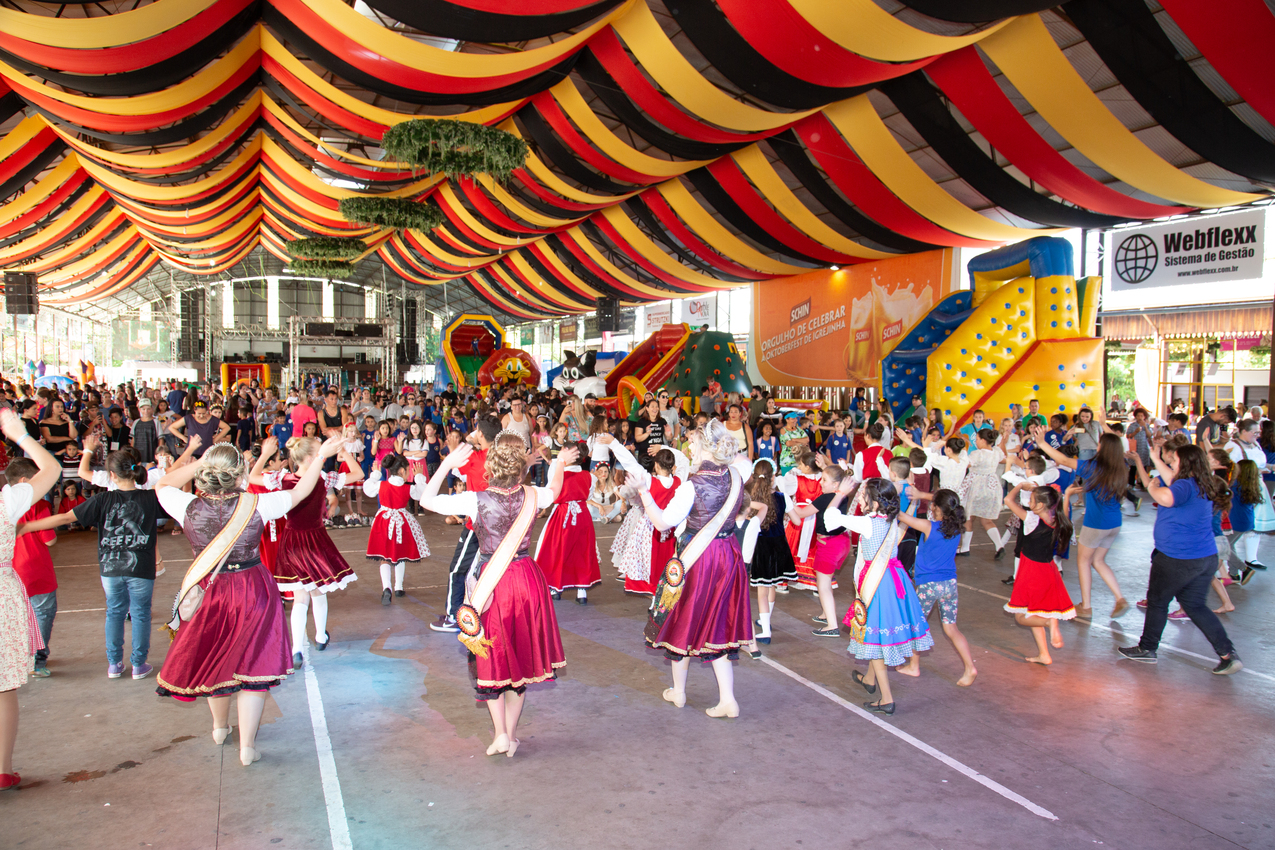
[4,272,38,315]
[306,322,335,336]
[597,295,619,333]
[354,324,382,338]
[280,342,291,360]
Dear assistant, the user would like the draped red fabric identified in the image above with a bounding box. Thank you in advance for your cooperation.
[925,48,1183,219]
[1158,0,1275,127]
[638,189,770,280]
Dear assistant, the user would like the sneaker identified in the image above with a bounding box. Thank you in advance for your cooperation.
[132,662,154,680]
[1117,645,1157,663]
[429,614,460,633]
[1134,496,1143,513]
[1168,609,1189,621]
[1136,599,1148,610]
[107,662,125,678]
[775,584,789,594]
[1212,653,1243,675]
[812,627,841,638]
[811,615,827,625]
[30,665,50,678]
[1240,567,1256,586]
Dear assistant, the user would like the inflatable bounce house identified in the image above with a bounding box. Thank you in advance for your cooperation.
[881,236,1101,429]
[434,313,503,391]
[476,346,541,390]
[221,363,272,393]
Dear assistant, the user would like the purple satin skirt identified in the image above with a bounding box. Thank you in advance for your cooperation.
[649,536,753,659]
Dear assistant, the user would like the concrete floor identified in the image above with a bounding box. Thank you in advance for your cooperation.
[5,504,1274,850]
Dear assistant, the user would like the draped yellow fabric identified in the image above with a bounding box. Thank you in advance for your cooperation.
[0,194,115,265]
[0,0,218,48]
[823,95,1061,242]
[476,176,584,229]
[561,228,682,299]
[0,157,83,225]
[654,181,807,276]
[508,251,604,302]
[788,0,1014,63]
[600,207,735,289]
[978,15,1261,208]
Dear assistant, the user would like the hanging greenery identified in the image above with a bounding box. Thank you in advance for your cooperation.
[380,119,529,182]
[286,259,355,279]
[338,196,445,232]
[286,236,364,261]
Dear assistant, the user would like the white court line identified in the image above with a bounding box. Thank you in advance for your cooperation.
[956,583,1274,683]
[758,655,1058,821]
[303,655,354,850]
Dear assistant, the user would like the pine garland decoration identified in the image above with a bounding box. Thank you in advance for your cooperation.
[286,236,364,261]
[286,259,355,279]
[338,196,445,232]
[381,119,529,182]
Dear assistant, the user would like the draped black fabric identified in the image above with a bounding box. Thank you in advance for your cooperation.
[577,219,685,293]
[542,233,638,301]
[620,196,755,282]
[473,268,560,316]
[764,130,935,254]
[0,142,65,203]
[261,74,372,142]
[513,106,633,194]
[0,91,26,126]
[363,0,621,43]
[575,51,745,161]
[27,72,261,146]
[0,181,94,251]
[881,74,1125,229]
[667,0,869,110]
[1065,0,1275,184]
[684,170,822,268]
[264,6,579,107]
[0,3,260,97]
[518,248,599,305]
[895,0,1059,23]
[0,201,117,259]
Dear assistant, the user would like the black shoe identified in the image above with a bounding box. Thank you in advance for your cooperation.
[1117,645,1157,663]
[576,595,588,605]
[1001,575,1015,586]
[852,669,877,695]
[812,627,840,638]
[863,700,895,715]
[1212,652,1243,675]
[394,589,405,598]
[1245,561,1267,571]
[746,648,762,660]
[1240,567,1256,586]
[381,588,392,606]
[315,632,330,651]
[551,591,562,600]
[292,652,304,670]
[956,550,971,557]
[811,615,827,625]
[994,546,1006,560]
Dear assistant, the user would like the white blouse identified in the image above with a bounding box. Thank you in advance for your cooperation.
[156,487,294,527]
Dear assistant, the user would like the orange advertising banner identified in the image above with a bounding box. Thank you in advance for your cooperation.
[751,249,958,388]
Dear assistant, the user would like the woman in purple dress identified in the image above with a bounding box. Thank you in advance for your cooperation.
[642,420,754,718]
[154,436,343,767]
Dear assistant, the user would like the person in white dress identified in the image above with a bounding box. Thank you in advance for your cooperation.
[0,408,63,789]
[1225,419,1275,552]
[959,428,1008,558]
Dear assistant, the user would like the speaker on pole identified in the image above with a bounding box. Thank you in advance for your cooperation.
[597,295,619,334]
[4,271,38,315]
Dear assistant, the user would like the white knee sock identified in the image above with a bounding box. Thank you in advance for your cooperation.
[290,596,310,650]
[379,562,392,590]
[960,531,973,553]
[1242,532,1260,564]
[577,588,587,600]
[987,527,1003,549]
[1013,556,1021,577]
[394,561,406,591]
[757,611,772,638]
[311,593,329,644]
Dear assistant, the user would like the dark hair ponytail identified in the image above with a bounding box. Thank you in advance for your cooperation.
[932,489,965,539]
[381,452,409,478]
[1031,486,1073,556]
[106,448,147,486]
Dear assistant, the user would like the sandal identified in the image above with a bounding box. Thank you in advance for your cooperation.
[852,669,877,695]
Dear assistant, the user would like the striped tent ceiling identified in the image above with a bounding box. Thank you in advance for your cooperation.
[0,0,1272,322]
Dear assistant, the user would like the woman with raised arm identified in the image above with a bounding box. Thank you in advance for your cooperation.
[642,420,754,719]
[0,409,62,790]
[152,434,344,767]
[418,435,577,758]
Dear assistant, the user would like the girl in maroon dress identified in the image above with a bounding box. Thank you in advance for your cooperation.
[154,437,343,766]
[247,443,289,576]
[605,439,681,596]
[643,420,754,719]
[272,436,364,667]
[363,452,430,606]
[535,443,601,603]
[419,435,578,757]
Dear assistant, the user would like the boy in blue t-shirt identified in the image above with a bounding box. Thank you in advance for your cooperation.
[359,415,377,476]
[1045,414,1070,450]
[823,419,853,468]
[270,411,293,446]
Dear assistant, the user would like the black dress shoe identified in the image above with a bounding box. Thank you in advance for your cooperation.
[315,633,330,651]
[1246,561,1267,571]
[994,546,1006,560]
[292,652,304,670]
[755,636,771,645]
[852,669,877,695]
[381,589,392,606]
[576,595,588,605]
[551,591,562,600]
[1001,575,1015,586]
[394,590,405,597]
[863,700,895,715]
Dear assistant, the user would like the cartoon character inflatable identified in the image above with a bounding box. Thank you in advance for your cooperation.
[477,347,541,389]
[551,350,607,398]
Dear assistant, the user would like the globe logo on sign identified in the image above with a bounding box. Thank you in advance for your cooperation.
[1114,233,1157,284]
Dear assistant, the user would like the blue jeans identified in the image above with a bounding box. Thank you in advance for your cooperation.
[100,576,153,666]
[29,591,56,666]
